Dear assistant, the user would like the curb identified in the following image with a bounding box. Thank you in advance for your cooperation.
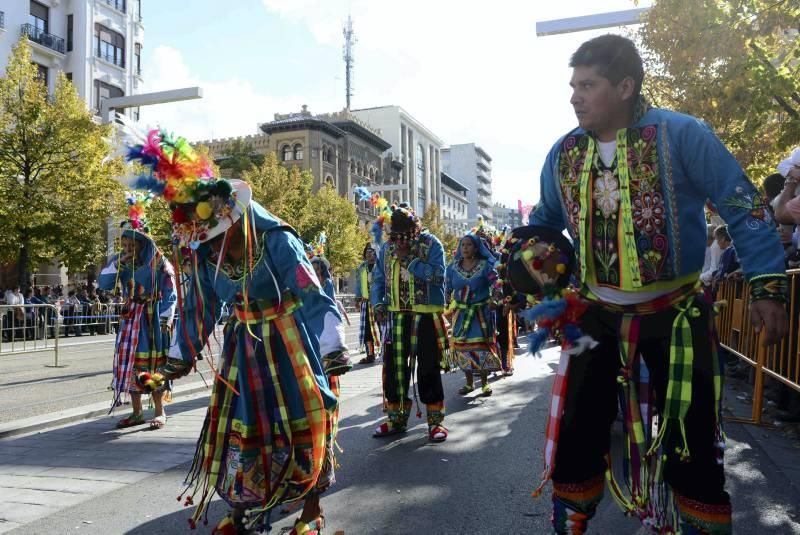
[0,381,212,440]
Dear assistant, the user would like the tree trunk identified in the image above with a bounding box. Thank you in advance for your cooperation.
[17,243,30,290]
[86,264,97,288]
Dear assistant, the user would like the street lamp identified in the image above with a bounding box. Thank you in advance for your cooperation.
[100,86,203,124]
[536,7,651,37]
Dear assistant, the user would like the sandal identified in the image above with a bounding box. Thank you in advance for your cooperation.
[372,421,406,438]
[290,515,325,535]
[115,412,145,429]
[359,355,376,364]
[428,424,448,443]
[481,384,493,397]
[457,384,474,395]
[504,368,515,377]
[149,414,167,430]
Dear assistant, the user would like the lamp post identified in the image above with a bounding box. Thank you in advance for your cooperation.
[100,86,203,124]
[536,7,651,37]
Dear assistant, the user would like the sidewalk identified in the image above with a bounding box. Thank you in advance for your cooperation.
[0,361,381,534]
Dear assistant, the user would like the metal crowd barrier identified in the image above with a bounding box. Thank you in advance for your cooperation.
[338,293,357,313]
[0,303,60,365]
[715,269,800,425]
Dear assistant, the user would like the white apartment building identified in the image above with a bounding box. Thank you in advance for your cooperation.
[351,105,443,216]
[0,0,144,118]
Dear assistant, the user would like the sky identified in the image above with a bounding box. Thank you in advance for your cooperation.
[139,0,653,209]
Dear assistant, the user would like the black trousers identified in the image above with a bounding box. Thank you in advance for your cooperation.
[551,300,729,505]
[383,313,444,405]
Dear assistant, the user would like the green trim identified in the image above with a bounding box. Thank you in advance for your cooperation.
[577,140,594,284]
[615,130,642,289]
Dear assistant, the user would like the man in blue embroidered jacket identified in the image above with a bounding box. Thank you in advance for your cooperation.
[530,34,787,535]
[371,205,450,442]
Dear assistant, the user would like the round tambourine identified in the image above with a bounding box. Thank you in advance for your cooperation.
[503,225,575,297]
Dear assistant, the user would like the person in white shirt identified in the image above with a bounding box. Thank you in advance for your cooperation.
[700,224,722,286]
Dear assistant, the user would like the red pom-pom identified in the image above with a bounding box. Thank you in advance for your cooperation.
[532,259,543,270]
[172,207,188,224]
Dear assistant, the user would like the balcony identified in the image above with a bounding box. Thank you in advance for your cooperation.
[477,159,490,172]
[101,0,127,13]
[21,24,65,55]
[1,11,5,30]
[96,49,125,68]
[477,170,491,184]
[478,184,492,197]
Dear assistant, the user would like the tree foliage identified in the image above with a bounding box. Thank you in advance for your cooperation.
[217,138,265,179]
[243,153,364,275]
[637,0,800,181]
[420,203,459,263]
[0,38,123,285]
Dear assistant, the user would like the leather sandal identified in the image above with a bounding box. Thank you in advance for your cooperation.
[115,412,145,429]
[428,424,448,443]
[372,421,406,438]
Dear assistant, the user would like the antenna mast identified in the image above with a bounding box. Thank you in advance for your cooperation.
[343,15,356,111]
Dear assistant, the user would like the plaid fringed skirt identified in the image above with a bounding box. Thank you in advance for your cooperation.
[182,296,336,527]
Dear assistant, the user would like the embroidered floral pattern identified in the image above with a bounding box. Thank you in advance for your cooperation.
[558,125,673,288]
[593,170,620,219]
[632,192,665,234]
[722,187,773,230]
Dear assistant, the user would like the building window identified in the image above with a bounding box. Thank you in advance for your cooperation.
[30,1,48,33]
[293,144,303,160]
[136,0,142,21]
[328,149,334,163]
[34,63,48,87]
[67,14,73,52]
[93,79,123,112]
[134,44,142,75]
[104,0,127,12]
[325,175,334,187]
[65,72,72,82]
[95,24,125,67]
[281,145,292,161]
[350,160,355,173]
[321,147,327,162]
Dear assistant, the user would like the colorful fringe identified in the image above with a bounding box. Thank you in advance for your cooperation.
[536,282,727,534]
[181,295,328,529]
[552,476,604,534]
[676,494,732,534]
[426,401,445,427]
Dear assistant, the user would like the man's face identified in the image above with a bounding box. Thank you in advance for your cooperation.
[716,236,730,249]
[570,66,633,134]
[365,248,376,263]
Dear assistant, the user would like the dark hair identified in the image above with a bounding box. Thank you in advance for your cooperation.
[763,173,786,200]
[714,225,732,243]
[570,34,644,98]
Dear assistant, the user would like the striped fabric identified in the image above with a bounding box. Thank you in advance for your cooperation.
[359,300,381,352]
[110,302,144,410]
[183,295,330,529]
[552,476,604,534]
[676,493,731,534]
[532,349,571,498]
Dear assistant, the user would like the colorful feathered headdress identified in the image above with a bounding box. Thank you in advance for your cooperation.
[120,191,152,234]
[118,116,252,248]
[306,232,327,260]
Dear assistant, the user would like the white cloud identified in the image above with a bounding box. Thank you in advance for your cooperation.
[143,1,651,210]
[260,0,651,208]
[139,46,306,143]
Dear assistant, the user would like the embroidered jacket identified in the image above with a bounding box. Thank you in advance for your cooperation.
[531,108,787,302]
[371,232,446,313]
[354,261,375,301]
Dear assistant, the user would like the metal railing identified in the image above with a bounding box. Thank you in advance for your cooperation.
[715,270,800,425]
[96,50,125,68]
[101,0,127,13]
[20,24,65,54]
[0,304,60,365]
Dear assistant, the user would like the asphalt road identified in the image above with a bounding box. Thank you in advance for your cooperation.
[9,349,800,534]
[0,319,364,425]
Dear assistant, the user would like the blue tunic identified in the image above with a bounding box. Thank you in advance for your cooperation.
[98,230,176,404]
[172,201,347,515]
[445,234,500,372]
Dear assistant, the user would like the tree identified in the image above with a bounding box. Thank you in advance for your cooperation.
[243,152,313,228]
[637,0,800,180]
[420,203,459,263]
[0,38,123,286]
[217,138,265,179]
[300,184,367,276]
